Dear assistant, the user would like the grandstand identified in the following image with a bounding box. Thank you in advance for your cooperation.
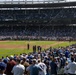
[0,0,76,40]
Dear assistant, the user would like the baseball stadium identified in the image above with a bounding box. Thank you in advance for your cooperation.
[0,0,76,75]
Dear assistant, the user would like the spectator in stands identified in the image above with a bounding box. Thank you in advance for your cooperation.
[67,58,76,74]
[21,58,29,75]
[64,61,69,75]
[26,59,42,75]
[11,58,25,75]
[0,62,6,75]
[6,56,16,75]
[38,59,47,75]
[49,57,58,75]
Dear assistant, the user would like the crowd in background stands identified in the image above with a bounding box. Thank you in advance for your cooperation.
[0,8,76,20]
[0,44,76,75]
[0,26,76,40]
[0,8,76,40]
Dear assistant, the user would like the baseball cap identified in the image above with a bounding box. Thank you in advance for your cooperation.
[0,62,6,71]
[3,59,8,63]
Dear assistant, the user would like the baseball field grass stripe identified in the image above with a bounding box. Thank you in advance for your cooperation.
[0,41,76,58]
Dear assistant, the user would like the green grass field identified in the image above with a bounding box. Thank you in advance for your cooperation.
[0,40,76,58]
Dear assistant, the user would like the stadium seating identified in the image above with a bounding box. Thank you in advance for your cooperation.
[0,8,76,21]
[0,8,76,40]
[0,26,76,40]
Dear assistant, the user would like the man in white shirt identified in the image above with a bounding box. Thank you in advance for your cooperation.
[11,58,25,75]
[67,58,76,74]
[38,59,47,75]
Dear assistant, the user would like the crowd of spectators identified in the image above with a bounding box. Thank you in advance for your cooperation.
[0,26,76,40]
[0,8,76,40]
[0,43,76,75]
[0,8,76,21]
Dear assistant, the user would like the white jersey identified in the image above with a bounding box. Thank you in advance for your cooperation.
[11,64,25,75]
[67,62,76,74]
[38,62,47,75]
